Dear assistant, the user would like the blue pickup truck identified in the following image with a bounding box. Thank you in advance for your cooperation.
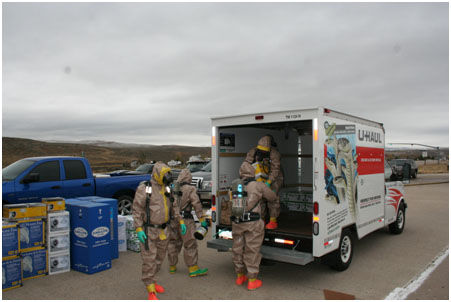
[2,156,150,215]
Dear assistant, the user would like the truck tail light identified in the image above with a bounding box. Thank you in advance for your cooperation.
[211,194,216,223]
[313,118,318,141]
[274,238,294,245]
[211,127,216,146]
[313,222,319,235]
[313,202,319,215]
[255,115,264,120]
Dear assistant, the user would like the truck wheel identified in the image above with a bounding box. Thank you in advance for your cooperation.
[389,203,405,234]
[117,195,133,215]
[412,171,417,179]
[327,229,354,271]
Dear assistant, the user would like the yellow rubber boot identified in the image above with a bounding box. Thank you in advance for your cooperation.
[188,265,208,277]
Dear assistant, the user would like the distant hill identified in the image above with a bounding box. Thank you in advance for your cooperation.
[2,137,210,172]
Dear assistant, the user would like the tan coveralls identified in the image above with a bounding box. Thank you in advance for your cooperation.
[245,135,282,218]
[232,162,279,279]
[167,169,204,267]
[132,162,181,290]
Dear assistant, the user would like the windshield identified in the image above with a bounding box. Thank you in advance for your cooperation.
[390,159,408,166]
[187,162,206,173]
[136,164,153,173]
[2,159,36,181]
[200,161,212,172]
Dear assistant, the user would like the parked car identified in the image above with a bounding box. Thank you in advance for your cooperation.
[2,156,150,215]
[389,159,418,179]
[108,163,155,176]
[191,161,212,206]
[186,156,209,173]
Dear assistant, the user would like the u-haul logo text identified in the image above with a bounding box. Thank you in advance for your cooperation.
[358,130,382,143]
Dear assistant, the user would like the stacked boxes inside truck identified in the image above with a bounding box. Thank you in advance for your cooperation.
[43,197,71,275]
[2,203,48,290]
[65,199,112,274]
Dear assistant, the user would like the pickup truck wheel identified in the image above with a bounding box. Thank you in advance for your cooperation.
[327,229,354,271]
[389,203,405,234]
[117,195,133,215]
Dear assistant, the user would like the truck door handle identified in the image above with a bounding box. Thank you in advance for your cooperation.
[82,183,91,187]
[51,186,61,189]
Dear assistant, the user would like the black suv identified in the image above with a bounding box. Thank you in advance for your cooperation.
[389,159,418,180]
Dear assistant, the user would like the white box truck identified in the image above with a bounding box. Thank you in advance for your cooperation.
[207,107,407,271]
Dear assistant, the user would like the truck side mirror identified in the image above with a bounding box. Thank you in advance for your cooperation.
[22,173,40,184]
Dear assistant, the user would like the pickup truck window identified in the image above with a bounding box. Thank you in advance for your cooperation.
[27,161,60,182]
[63,160,87,180]
[2,159,36,181]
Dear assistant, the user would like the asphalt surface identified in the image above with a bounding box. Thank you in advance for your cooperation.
[3,174,449,300]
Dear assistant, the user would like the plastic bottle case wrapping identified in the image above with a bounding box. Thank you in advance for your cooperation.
[125,216,140,252]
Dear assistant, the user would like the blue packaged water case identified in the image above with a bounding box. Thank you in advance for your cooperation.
[2,220,19,257]
[65,199,111,274]
[76,196,118,259]
[21,247,47,280]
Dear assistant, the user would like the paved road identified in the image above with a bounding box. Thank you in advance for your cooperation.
[4,183,448,300]
[405,173,448,185]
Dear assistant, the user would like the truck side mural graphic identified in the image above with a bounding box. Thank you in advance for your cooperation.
[324,122,358,219]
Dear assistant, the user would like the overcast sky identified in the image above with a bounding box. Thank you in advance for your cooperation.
[2,3,449,148]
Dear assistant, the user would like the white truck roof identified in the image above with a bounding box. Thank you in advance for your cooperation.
[211,107,383,130]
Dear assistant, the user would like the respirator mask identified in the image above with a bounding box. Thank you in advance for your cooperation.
[255,149,270,162]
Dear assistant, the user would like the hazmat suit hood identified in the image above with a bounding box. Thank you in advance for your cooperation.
[239,161,255,179]
[256,136,272,152]
[176,168,192,184]
[151,161,172,186]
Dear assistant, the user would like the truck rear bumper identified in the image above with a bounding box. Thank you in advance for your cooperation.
[207,238,314,266]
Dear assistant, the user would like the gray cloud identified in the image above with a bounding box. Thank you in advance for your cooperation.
[3,3,449,147]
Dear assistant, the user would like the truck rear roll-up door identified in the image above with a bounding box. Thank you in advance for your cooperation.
[207,239,314,265]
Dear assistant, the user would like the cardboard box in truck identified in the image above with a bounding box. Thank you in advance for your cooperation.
[207,107,407,270]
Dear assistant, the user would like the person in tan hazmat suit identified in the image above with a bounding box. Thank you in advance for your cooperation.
[231,161,279,290]
[245,135,282,229]
[167,169,208,277]
[133,162,186,300]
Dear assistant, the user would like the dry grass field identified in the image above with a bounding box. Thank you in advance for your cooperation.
[418,164,449,174]
[2,137,210,172]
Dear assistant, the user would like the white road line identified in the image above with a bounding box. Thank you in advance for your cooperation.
[385,247,449,300]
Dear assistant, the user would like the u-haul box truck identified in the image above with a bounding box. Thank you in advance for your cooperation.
[207,107,407,271]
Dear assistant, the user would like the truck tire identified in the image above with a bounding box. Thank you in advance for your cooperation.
[412,170,417,179]
[327,228,354,271]
[389,203,405,234]
[117,195,133,215]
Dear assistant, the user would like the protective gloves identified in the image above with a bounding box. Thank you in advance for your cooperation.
[136,227,147,244]
[180,220,187,235]
[199,217,208,228]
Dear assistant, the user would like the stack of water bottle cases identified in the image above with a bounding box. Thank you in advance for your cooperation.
[2,198,70,291]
